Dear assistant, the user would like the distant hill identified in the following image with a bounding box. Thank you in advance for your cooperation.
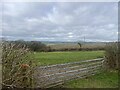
[41,41,106,51]
[41,41,107,45]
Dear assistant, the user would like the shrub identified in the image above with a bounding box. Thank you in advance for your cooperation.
[105,42,118,69]
[2,41,35,88]
[28,41,43,51]
[11,40,48,52]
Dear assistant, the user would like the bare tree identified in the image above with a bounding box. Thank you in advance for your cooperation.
[78,43,82,50]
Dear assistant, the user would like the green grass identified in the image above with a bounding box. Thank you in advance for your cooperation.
[0,64,1,81]
[30,51,104,66]
[61,70,118,88]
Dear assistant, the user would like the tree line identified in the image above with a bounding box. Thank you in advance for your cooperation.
[3,40,51,52]
[2,39,105,52]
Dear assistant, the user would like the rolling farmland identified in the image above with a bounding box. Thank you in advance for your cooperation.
[45,42,106,51]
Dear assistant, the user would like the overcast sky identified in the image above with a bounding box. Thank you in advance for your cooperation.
[2,2,118,42]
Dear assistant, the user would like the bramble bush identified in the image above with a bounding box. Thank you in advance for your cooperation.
[105,42,118,70]
[2,41,35,89]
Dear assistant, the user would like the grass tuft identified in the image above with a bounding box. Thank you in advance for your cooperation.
[61,70,118,88]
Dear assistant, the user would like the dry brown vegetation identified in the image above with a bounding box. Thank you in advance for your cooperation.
[48,43,105,51]
[105,42,118,69]
[2,42,35,89]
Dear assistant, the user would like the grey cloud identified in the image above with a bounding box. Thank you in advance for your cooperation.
[2,2,118,42]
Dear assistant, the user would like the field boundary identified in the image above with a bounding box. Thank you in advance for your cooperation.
[34,58,105,88]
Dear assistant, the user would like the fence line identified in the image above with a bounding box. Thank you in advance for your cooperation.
[42,61,103,73]
[38,58,104,69]
[34,58,105,88]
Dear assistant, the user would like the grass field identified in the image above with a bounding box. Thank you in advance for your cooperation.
[30,50,118,88]
[31,51,104,66]
[0,66,1,90]
[61,70,118,88]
